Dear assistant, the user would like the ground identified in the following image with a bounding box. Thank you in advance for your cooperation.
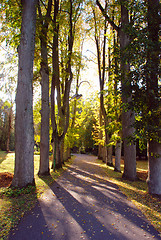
[7,154,160,240]
[137,170,148,181]
[0,170,148,188]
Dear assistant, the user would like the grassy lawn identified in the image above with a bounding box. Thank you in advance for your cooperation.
[0,151,72,240]
[97,158,161,234]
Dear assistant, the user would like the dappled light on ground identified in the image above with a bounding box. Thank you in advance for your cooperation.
[97,158,161,233]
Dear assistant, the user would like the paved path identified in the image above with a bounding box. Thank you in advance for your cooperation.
[9,154,161,240]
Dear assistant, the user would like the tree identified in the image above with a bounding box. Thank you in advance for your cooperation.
[92,2,109,164]
[146,0,161,195]
[12,0,37,187]
[96,0,137,180]
[119,0,136,180]
[51,0,83,169]
[87,2,111,164]
[69,97,98,154]
[37,0,52,176]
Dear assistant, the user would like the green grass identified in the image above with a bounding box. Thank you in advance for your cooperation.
[0,151,73,240]
[97,158,161,234]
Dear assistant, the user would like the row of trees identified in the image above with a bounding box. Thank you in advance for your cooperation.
[93,0,160,194]
[1,0,86,186]
[0,0,160,195]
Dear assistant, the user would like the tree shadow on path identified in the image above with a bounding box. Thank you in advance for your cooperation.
[8,154,161,240]
[50,164,161,240]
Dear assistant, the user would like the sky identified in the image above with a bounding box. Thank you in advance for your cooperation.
[0,36,100,105]
[0,44,17,104]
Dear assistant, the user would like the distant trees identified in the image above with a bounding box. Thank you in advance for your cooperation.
[68,97,98,154]
[90,1,122,168]
[0,100,14,152]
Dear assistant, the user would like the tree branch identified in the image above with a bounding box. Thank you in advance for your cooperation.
[96,0,119,33]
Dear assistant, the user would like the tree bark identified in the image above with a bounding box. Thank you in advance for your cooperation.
[146,0,161,195]
[115,141,121,172]
[113,31,122,172]
[38,0,52,176]
[51,0,61,169]
[6,107,12,153]
[147,141,161,195]
[106,46,113,166]
[107,145,113,166]
[51,0,75,168]
[120,0,136,180]
[12,0,37,187]
[98,108,104,160]
[52,136,62,169]
[93,5,110,165]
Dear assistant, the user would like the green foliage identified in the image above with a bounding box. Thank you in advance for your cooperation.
[33,99,41,145]
[0,185,35,198]
[67,96,98,152]
[0,0,21,48]
[119,0,161,144]
[0,100,15,151]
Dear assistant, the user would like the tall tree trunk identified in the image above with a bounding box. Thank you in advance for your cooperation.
[147,141,161,195]
[39,43,50,175]
[51,0,62,169]
[114,31,122,172]
[120,0,136,181]
[6,107,12,153]
[146,0,161,195]
[51,0,74,168]
[115,140,121,172]
[53,136,62,169]
[107,145,113,166]
[38,0,52,176]
[12,0,37,187]
[93,5,110,164]
[106,46,113,166]
[98,108,104,160]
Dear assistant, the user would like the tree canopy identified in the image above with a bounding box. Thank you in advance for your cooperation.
[0,0,160,194]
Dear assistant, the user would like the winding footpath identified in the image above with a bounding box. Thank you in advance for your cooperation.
[9,154,161,240]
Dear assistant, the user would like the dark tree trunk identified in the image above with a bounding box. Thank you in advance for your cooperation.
[120,0,136,181]
[51,0,62,169]
[51,0,75,168]
[6,108,12,153]
[38,0,52,176]
[12,0,37,187]
[115,141,121,172]
[114,31,121,172]
[146,0,161,195]
[93,5,110,164]
[98,108,104,160]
